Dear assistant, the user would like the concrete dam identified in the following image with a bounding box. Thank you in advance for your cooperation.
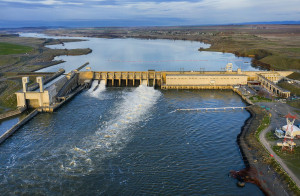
[15,65,293,112]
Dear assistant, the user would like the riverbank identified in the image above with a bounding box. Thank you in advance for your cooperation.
[0,34,92,113]
[0,29,298,194]
[40,26,300,110]
[40,25,300,73]
[236,105,300,195]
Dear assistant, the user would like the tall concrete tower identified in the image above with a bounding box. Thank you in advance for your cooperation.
[22,77,29,92]
[36,77,44,92]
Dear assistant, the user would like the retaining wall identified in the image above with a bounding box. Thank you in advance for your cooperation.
[0,109,39,144]
[0,107,26,121]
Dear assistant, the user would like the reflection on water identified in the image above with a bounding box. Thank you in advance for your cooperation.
[0,34,264,195]
[0,113,30,135]
[19,33,258,73]
[0,88,263,195]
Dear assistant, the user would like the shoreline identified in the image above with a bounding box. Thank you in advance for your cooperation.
[42,31,274,72]
[37,35,298,195]
[1,32,299,194]
[0,34,92,113]
[236,105,298,195]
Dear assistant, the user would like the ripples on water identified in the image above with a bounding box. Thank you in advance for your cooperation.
[0,86,263,195]
[64,82,161,175]
[19,33,257,73]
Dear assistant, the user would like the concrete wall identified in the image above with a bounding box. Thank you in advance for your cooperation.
[166,74,248,86]
[16,91,51,108]
[56,73,79,97]
[78,70,294,88]
[15,70,294,110]
[15,76,71,107]
[27,69,65,91]
[0,109,39,144]
[242,71,293,81]
[0,107,26,120]
[79,71,94,81]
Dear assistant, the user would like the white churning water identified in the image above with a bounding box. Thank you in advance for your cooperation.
[87,80,106,99]
[61,85,161,174]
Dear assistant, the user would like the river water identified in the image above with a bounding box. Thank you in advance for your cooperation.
[19,33,256,73]
[0,34,263,195]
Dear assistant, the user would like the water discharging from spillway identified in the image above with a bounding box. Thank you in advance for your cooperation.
[87,80,106,99]
[0,89,264,195]
[0,34,264,195]
[62,84,161,174]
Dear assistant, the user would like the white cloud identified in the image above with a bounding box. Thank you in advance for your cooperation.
[1,0,83,5]
[0,0,299,25]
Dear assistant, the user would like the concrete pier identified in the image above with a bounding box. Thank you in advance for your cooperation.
[0,109,39,145]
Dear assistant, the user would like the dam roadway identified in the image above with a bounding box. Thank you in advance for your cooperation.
[14,68,292,112]
[0,81,264,195]
[82,69,292,93]
[0,67,298,195]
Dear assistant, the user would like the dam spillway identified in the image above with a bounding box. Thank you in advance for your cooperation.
[79,69,292,95]
[3,67,294,195]
[14,67,293,113]
[0,86,264,195]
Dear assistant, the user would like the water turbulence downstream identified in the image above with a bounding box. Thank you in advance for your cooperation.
[64,84,161,174]
[87,80,106,99]
[0,88,264,195]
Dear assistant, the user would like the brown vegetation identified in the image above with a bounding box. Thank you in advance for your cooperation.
[236,105,300,195]
[0,34,91,113]
[42,25,300,72]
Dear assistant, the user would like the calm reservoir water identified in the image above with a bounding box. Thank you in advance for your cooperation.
[20,33,256,73]
[0,34,263,195]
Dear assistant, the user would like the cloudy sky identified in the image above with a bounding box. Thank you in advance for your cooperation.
[0,0,299,27]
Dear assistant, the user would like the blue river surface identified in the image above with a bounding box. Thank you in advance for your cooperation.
[19,33,257,73]
[0,86,263,195]
[0,34,264,195]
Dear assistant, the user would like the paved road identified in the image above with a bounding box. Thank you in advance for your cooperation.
[258,102,300,189]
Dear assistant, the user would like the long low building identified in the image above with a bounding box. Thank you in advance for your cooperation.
[164,74,248,88]
[84,68,292,97]
[15,66,294,111]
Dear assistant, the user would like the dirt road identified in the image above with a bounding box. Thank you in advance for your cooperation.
[258,102,300,188]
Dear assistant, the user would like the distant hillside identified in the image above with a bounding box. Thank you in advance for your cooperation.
[235,21,300,25]
[0,20,299,29]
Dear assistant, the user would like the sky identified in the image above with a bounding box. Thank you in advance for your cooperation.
[0,0,299,27]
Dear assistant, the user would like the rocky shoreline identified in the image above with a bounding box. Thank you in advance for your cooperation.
[0,31,298,194]
[234,105,295,196]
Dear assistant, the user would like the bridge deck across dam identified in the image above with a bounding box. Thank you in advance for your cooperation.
[79,70,293,96]
[15,68,294,112]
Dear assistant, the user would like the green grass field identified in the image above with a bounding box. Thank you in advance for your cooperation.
[249,95,272,102]
[273,146,300,177]
[278,82,300,96]
[287,72,300,80]
[266,130,278,141]
[0,42,33,55]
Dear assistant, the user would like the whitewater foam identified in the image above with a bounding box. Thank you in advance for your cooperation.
[63,85,161,174]
[87,80,106,99]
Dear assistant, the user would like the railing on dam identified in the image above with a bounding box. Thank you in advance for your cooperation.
[79,70,294,91]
